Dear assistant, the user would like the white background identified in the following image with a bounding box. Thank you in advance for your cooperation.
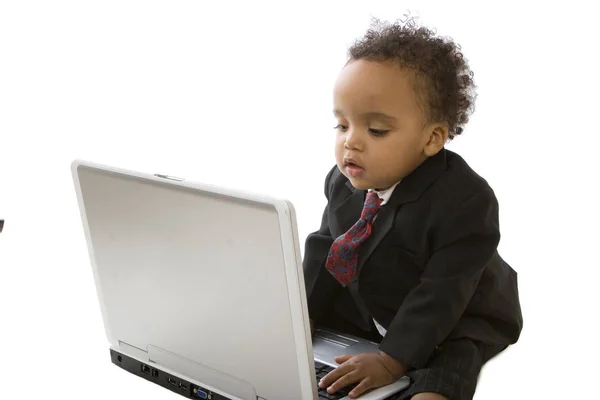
[1,1,598,399]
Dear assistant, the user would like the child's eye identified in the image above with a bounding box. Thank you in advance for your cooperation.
[369,128,389,136]
[333,124,348,132]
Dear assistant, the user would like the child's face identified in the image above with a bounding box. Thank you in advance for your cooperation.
[333,59,446,190]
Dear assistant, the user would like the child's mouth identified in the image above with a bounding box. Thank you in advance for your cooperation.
[345,162,364,177]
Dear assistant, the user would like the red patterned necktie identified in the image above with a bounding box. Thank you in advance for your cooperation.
[325,192,383,287]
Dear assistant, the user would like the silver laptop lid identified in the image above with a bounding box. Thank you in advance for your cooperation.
[72,160,317,400]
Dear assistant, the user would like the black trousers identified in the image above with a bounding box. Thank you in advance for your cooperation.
[392,338,506,400]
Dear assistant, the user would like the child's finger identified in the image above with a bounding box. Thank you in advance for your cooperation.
[319,363,353,388]
[334,354,353,363]
[327,370,361,394]
[348,377,374,398]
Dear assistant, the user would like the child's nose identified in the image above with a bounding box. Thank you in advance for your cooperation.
[344,129,362,150]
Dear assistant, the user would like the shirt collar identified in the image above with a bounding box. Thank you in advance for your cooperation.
[369,180,401,206]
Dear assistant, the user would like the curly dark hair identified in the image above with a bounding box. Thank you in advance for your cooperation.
[348,17,476,140]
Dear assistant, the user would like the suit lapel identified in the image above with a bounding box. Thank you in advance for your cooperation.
[355,149,448,275]
[331,182,365,238]
[356,203,395,275]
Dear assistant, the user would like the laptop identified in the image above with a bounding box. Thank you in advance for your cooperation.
[71,160,410,400]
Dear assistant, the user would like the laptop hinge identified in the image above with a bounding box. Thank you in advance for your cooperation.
[118,341,149,361]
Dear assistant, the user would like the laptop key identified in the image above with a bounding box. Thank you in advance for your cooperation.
[318,388,346,400]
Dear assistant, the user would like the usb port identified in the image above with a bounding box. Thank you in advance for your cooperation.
[168,377,177,386]
[141,364,151,375]
[152,369,159,377]
[179,382,188,390]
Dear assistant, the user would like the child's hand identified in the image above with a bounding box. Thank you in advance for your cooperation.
[318,351,407,398]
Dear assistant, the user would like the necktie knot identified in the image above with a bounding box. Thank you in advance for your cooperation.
[360,192,383,222]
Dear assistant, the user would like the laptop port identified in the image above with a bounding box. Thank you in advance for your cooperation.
[141,364,151,375]
[179,382,188,391]
[152,368,159,377]
[194,388,208,399]
[168,377,177,386]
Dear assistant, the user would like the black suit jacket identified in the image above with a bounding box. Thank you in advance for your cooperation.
[303,149,523,370]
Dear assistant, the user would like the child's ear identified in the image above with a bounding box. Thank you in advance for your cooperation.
[423,124,449,157]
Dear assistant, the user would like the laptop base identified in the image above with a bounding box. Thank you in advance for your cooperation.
[110,349,231,400]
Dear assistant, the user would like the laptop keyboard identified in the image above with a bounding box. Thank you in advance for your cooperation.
[314,361,354,399]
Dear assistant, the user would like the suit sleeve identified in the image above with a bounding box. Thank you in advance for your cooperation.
[303,166,343,323]
[379,189,501,369]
